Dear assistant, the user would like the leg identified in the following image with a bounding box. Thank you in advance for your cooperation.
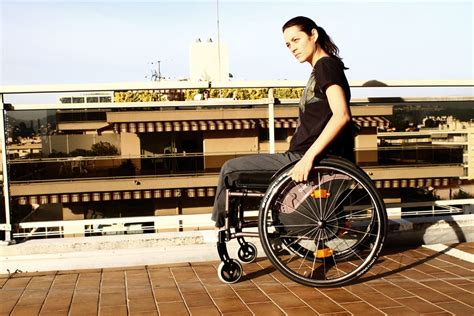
[211,152,302,228]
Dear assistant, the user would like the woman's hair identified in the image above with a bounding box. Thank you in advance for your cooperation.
[282,16,347,69]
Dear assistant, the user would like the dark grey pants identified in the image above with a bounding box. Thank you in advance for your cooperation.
[211,152,303,227]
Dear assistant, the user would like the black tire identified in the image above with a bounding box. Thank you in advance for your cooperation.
[258,156,387,287]
[237,242,258,264]
[217,260,243,284]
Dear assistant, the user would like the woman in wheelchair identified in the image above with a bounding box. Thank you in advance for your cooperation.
[212,16,387,287]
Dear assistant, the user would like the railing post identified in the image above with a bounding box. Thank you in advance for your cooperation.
[268,88,275,154]
[0,94,12,243]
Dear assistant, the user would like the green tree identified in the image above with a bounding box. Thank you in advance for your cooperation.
[91,141,119,156]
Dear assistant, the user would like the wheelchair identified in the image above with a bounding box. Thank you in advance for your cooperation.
[216,156,387,287]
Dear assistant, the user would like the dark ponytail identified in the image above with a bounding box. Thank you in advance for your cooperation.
[283,16,348,69]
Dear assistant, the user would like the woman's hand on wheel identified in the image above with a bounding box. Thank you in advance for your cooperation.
[288,153,315,182]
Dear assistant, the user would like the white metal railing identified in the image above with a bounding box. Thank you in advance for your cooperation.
[1,79,473,241]
[12,213,216,238]
[11,199,473,239]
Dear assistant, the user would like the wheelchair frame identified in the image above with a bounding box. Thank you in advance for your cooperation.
[216,156,388,287]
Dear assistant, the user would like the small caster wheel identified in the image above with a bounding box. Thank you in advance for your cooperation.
[217,260,243,284]
[237,242,257,263]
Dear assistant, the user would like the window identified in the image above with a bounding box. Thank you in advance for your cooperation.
[86,97,99,103]
[72,97,85,103]
[99,96,112,103]
[59,97,72,104]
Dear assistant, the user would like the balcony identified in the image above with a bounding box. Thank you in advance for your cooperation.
[1,79,473,241]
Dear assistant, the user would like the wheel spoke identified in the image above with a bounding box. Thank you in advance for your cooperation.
[259,161,386,287]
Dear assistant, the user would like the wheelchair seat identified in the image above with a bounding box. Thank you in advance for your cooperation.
[225,171,274,190]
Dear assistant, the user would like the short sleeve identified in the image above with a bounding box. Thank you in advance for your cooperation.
[315,57,345,93]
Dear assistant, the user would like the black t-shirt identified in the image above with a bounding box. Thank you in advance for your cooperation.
[289,56,354,161]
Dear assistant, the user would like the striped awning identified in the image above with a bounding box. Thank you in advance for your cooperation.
[16,187,216,206]
[373,177,452,189]
[259,118,298,129]
[353,116,389,128]
[114,120,257,133]
[113,116,387,133]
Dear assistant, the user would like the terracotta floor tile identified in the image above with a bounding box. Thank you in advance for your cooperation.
[52,274,78,285]
[39,309,69,316]
[406,286,454,304]
[340,301,384,315]
[235,288,269,303]
[76,276,101,289]
[129,311,158,316]
[188,305,221,316]
[206,284,237,299]
[69,303,99,316]
[25,275,55,290]
[150,276,177,288]
[438,265,474,278]
[128,297,158,313]
[48,288,74,297]
[41,294,74,312]
[451,291,474,307]
[178,281,205,294]
[343,283,378,296]
[437,301,474,315]
[456,283,474,292]
[3,278,31,290]
[10,304,42,316]
[420,280,468,295]
[213,297,250,314]
[99,292,127,306]
[320,288,362,304]
[255,282,288,294]
[99,305,128,316]
[413,263,446,275]
[379,305,419,315]
[100,286,126,294]
[268,292,305,309]
[0,290,22,314]
[228,280,258,290]
[389,278,426,290]
[182,292,214,308]
[127,287,154,299]
[284,306,318,315]
[157,301,189,315]
[349,290,401,309]
[396,297,445,314]
[300,291,347,314]
[192,268,216,279]
[71,292,99,304]
[287,284,319,299]
[399,268,432,280]
[246,302,285,316]
[148,268,173,278]
[154,286,183,303]
[15,290,48,306]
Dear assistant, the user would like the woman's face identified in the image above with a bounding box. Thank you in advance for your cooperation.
[283,25,317,64]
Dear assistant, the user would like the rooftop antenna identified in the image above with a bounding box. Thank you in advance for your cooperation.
[145,61,164,81]
[216,0,222,95]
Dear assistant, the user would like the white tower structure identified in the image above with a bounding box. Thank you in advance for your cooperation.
[190,39,229,82]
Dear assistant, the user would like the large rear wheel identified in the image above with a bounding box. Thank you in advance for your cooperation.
[258,157,387,287]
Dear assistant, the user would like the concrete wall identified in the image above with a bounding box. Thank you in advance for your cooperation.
[203,130,258,170]
[355,127,378,164]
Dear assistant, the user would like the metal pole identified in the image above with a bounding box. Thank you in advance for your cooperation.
[0,94,12,242]
[268,88,275,154]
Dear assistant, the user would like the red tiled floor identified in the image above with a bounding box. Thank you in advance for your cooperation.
[1,242,473,315]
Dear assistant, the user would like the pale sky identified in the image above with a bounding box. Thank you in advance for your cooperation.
[0,0,473,104]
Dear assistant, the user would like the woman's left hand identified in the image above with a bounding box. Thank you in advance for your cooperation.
[288,153,315,182]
